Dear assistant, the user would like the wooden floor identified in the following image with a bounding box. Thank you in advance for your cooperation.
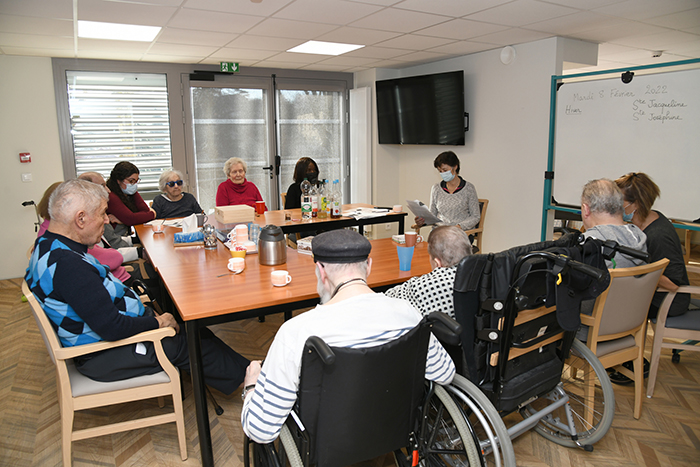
[2,262,699,466]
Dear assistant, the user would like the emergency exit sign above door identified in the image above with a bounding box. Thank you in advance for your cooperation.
[220,62,239,73]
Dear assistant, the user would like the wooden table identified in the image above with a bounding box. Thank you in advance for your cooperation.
[135,224,430,467]
[225,203,408,236]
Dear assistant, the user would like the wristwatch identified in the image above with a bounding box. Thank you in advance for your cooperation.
[241,384,256,401]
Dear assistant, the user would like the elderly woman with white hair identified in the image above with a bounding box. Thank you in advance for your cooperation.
[215,157,267,210]
[152,168,203,218]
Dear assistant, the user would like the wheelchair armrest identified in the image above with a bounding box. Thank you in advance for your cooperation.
[427,312,462,346]
[304,336,336,365]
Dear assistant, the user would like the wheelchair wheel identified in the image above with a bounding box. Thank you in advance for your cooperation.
[418,384,482,467]
[278,424,304,467]
[447,374,516,467]
[521,339,614,448]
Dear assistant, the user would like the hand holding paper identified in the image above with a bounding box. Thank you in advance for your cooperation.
[406,200,440,225]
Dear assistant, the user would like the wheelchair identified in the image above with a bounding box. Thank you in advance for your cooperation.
[244,312,516,467]
[442,233,620,458]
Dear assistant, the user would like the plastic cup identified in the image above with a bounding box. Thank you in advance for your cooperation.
[397,245,414,271]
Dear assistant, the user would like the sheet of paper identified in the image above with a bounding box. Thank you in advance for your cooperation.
[406,200,440,225]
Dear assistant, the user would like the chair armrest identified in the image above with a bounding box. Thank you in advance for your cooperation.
[54,327,176,360]
[655,283,700,323]
[580,314,595,326]
[464,226,482,236]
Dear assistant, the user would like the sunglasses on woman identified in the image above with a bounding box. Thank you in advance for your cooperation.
[166,180,184,187]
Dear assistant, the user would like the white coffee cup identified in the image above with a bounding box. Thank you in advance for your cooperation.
[228,257,245,272]
[271,270,292,287]
[392,204,403,213]
[404,231,423,247]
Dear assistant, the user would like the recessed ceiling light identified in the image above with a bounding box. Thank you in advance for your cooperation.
[288,40,364,56]
[78,20,161,42]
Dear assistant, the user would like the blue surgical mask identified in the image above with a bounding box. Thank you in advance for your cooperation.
[440,171,455,183]
[122,183,138,196]
[622,203,635,223]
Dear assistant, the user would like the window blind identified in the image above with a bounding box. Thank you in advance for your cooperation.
[66,72,173,192]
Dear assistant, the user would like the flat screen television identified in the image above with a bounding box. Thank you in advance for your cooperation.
[376,70,465,146]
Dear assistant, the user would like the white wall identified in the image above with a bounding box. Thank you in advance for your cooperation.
[357,37,566,253]
[0,56,63,280]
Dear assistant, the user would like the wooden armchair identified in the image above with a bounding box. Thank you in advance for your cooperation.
[646,264,700,398]
[411,199,489,252]
[22,281,187,466]
[580,259,668,419]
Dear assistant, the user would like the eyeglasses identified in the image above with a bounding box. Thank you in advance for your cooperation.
[166,180,184,187]
[125,177,141,184]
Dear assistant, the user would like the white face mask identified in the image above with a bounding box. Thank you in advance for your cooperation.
[440,170,455,183]
[122,183,138,196]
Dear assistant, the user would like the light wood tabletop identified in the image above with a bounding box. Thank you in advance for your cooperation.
[136,223,430,322]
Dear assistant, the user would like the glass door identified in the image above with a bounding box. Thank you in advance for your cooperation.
[183,74,348,212]
[184,76,275,213]
[275,80,347,206]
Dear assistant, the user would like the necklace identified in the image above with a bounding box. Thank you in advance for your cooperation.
[330,278,367,300]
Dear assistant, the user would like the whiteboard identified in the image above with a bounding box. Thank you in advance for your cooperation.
[552,67,700,221]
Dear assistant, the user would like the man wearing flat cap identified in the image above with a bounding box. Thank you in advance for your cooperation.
[241,229,456,444]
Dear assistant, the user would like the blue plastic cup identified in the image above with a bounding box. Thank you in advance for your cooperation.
[397,245,414,271]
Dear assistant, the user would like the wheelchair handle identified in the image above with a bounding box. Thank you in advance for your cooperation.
[427,311,462,336]
[305,336,336,365]
[565,258,605,281]
[601,239,649,262]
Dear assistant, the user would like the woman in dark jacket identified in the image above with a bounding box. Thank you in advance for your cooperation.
[285,157,319,209]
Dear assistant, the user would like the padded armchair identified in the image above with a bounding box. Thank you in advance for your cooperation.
[21,281,187,466]
[580,259,669,419]
[646,264,700,398]
[412,199,488,252]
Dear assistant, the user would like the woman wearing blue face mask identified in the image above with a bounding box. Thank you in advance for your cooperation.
[414,151,480,239]
[616,172,690,319]
[106,161,156,235]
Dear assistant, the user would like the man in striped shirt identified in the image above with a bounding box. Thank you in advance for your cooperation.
[241,229,456,444]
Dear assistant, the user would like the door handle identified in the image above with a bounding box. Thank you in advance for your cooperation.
[262,164,273,179]
[274,155,281,176]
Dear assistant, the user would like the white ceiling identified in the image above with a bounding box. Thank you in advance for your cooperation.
[1,0,699,73]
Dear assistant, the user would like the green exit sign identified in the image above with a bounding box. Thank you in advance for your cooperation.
[220,62,239,73]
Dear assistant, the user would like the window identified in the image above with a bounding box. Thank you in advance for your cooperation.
[65,71,173,192]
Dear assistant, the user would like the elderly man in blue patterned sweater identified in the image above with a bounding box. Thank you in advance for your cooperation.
[241,229,456,444]
[25,179,249,393]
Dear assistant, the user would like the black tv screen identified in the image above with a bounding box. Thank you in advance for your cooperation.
[376,70,465,146]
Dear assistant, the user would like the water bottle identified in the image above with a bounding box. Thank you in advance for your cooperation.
[300,178,312,220]
[331,179,342,219]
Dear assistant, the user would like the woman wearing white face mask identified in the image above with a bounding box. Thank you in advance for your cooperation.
[106,161,156,235]
[414,151,480,239]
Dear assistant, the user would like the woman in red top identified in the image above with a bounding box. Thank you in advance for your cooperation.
[216,157,267,210]
[106,161,156,234]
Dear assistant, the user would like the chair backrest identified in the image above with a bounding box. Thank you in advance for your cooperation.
[476,199,488,231]
[22,281,61,365]
[591,259,669,339]
[296,320,431,467]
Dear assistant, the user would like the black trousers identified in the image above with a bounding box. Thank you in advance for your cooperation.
[75,327,249,395]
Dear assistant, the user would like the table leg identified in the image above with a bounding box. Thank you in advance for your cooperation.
[398,218,405,235]
[186,320,214,467]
